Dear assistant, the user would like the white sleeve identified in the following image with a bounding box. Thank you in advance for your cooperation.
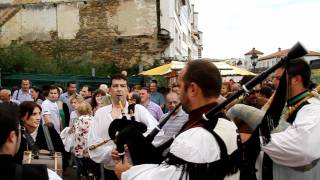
[41,101,51,115]
[134,105,158,135]
[47,169,62,180]
[12,90,18,100]
[262,104,320,167]
[87,113,116,167]
[122,164,184,180]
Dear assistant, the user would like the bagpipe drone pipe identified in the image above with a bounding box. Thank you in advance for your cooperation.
[214,42,307,179]
[108,103,182,165]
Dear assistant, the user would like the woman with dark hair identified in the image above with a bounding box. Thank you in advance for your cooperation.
[15,101,68,171]
[30,86,45,105]
[91,89,107,115]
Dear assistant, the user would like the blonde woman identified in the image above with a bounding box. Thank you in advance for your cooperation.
[69,94,85,128]
[74,102,100,179]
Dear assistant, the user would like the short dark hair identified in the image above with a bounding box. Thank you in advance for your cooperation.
[183,59,222,98]
[111,74,128,85]
[151,80,158,84]
[141,87,150,93]
[19,101,42,120]
[48,85,60,95]
[285,58,311,88]
[67,81,77,88]
[82,85,93,93]
[131,93,141,104]
[259,86,273,98]
[0,104,20,147]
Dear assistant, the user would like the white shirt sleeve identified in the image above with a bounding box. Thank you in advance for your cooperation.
[134,104,158,135]
[41,101,51,115]
[87,107,116,168]
[12,90,18,100]
[122,164,184,180]
[122,127,221,180]
[47,169,62,180]
[262,103,320,167]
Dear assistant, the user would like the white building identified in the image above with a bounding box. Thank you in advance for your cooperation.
[257,48,320,71]
[243,48,264,71]
[160,0,202,62]
[226,58,246,69]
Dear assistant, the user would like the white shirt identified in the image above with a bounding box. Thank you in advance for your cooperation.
[69,111,78,127]
[253,97,320,180]
[48,169,62,180]
[122,118,239,180]
[88,102,158,170]
[41,99,61,133]
[30,129,38,142]
[262,97,320,167]
[12,89,33,103]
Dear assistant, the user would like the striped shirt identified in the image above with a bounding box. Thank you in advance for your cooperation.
[153,109,188,147]
[145,101,164,121]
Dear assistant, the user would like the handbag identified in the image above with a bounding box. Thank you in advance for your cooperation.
[60,127,75,152]
[22,123,63,176]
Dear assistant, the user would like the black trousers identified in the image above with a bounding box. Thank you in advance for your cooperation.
[104,168,118,180]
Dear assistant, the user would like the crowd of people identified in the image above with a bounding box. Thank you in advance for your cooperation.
[0,57,320,180]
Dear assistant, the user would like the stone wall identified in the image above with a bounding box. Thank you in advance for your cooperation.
[0,0,171,69]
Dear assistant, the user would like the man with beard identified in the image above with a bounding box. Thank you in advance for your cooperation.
[115,60,239,180]
[88,74,158,180]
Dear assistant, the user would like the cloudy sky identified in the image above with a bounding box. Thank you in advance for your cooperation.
[191,0,320,59]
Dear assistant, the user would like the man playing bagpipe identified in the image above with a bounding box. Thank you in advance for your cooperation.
[87,74,158,180]
[114,60,240,180]
[230,58,320,180]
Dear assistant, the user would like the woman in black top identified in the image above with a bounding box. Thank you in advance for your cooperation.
[15,101,68,171]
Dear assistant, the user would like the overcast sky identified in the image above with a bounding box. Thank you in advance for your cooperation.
[191,0,320,59]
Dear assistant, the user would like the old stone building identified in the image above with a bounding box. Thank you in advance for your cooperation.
[0,0,172,69]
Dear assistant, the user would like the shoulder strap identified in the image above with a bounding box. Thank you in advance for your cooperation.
[23,129,39,154]
[15,89,20,100]
[42,124,55,153]
[14,164,23,180]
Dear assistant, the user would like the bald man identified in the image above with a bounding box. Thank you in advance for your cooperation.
[0,89,20,106]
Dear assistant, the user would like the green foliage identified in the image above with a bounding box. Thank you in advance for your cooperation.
[0,43,60,74]
[0,43,123,77]
[153,76,168,87]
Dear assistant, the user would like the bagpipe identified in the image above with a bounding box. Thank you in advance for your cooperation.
[92,42,308,176]
[203,42,308,179]
[107,100,182,165]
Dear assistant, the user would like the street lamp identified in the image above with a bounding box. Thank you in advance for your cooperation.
[250,53,258,73]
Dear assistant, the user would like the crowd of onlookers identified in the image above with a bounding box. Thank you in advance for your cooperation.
[0,78,181,179]
[0,75,285,180]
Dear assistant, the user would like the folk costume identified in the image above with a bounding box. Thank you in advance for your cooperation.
[121,102,239,180]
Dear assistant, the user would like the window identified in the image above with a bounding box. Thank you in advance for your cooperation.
[198,48,202,58]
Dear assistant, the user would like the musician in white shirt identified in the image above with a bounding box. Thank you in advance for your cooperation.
[88,74,158,180]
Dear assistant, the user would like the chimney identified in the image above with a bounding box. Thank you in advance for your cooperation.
[278,47,281,52]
